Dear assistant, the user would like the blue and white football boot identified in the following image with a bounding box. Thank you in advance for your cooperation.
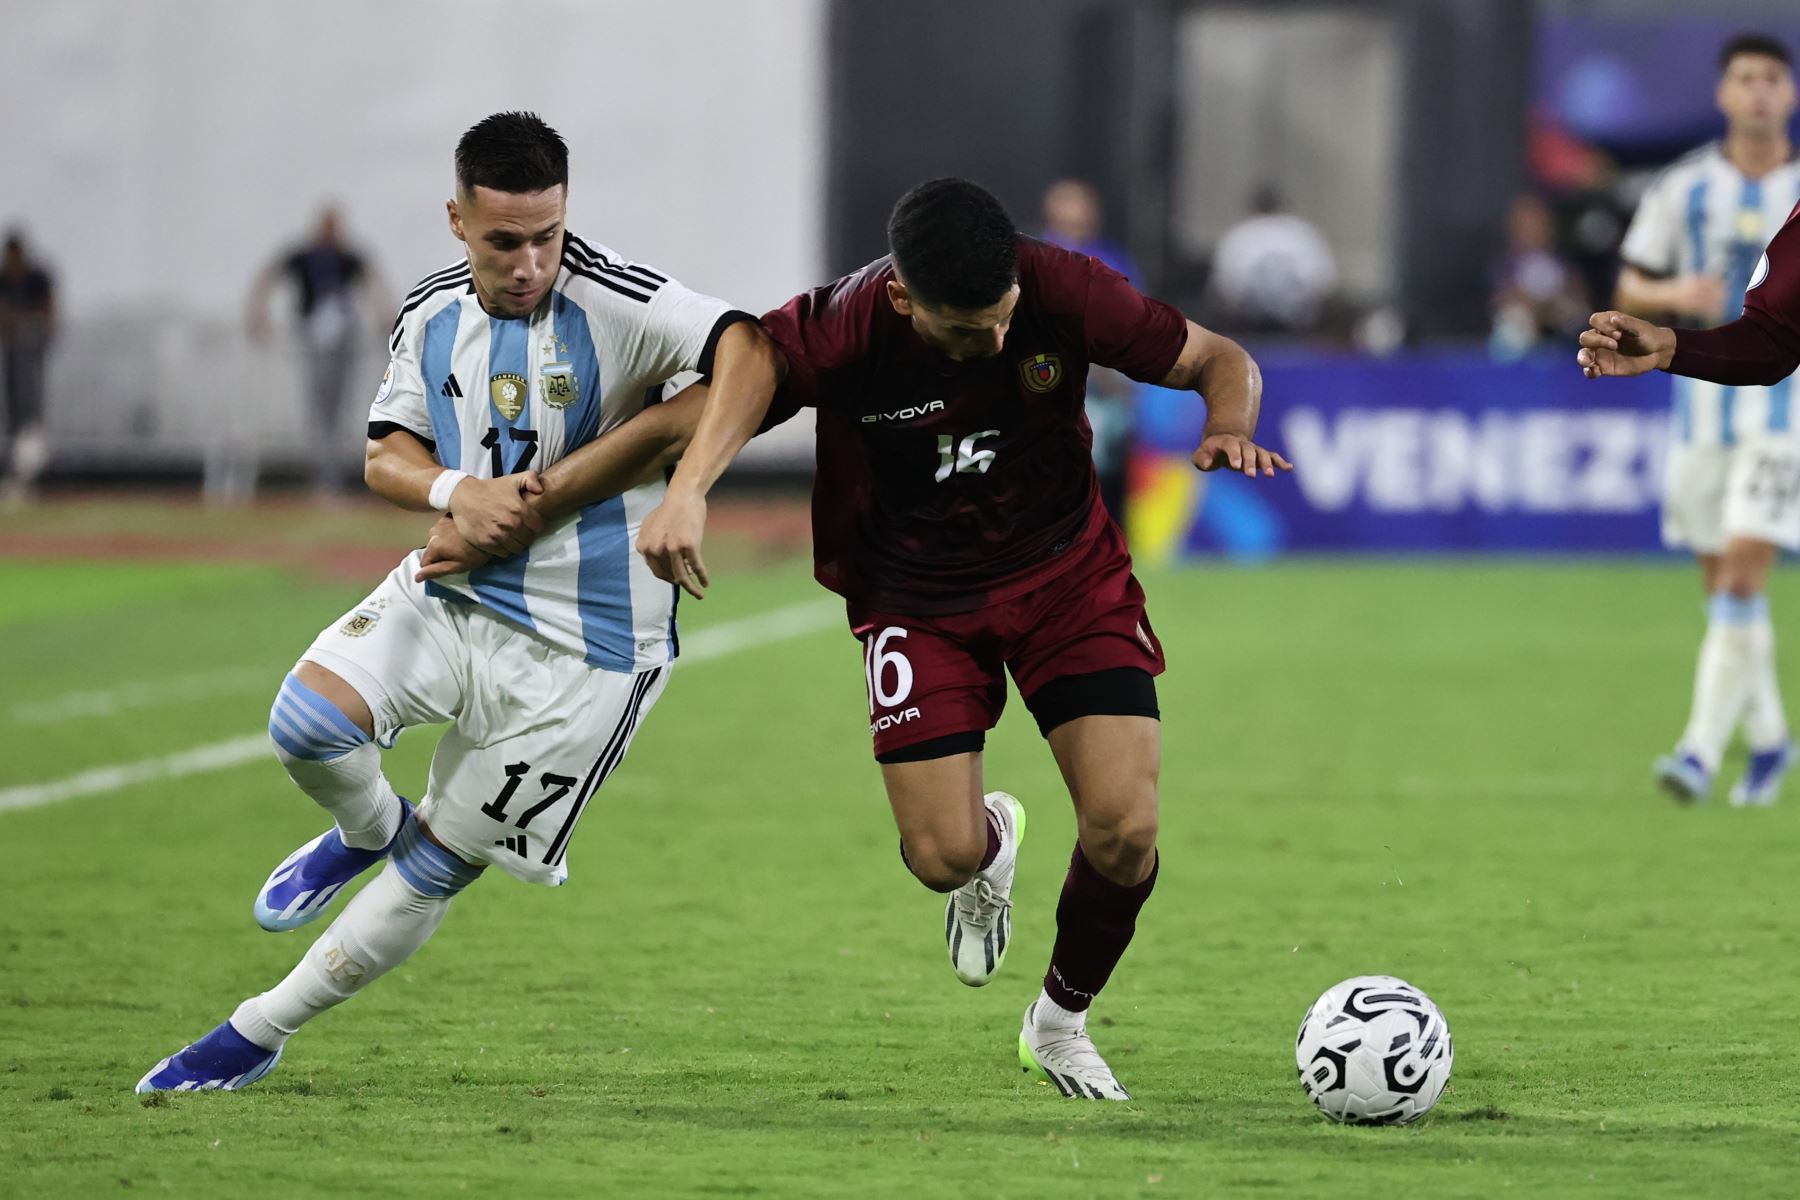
[1652,750,1711,804]
[253,798,413,932]
[135,1019,282,1093]
[1730,741,1795,808]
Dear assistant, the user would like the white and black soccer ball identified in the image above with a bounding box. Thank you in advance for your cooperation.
[1295,974,1453,1125]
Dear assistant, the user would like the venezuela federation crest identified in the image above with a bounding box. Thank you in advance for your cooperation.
[1019,353,1062,394]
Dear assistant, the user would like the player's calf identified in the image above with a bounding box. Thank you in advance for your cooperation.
[268,669,399,847]
[257,671,410,931]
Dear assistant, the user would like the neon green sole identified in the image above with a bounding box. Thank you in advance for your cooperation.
[1019,1034,1051,1082]
[993,791,1027,846]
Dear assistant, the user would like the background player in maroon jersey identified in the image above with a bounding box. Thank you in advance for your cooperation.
[421,178,1291,1100]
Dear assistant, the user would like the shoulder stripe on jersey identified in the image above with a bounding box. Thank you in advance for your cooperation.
[562,242,665,293]
[566,233,668,282]
[402,260,471,301]
[564,233,669,287]
[563,260,655,304]
[388,270,471,353]
[394,265,470,312]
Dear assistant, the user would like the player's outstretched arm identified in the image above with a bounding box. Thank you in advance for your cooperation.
[1578,310,1800,386]
[1160,319,1293,478]
[534,385,708,519]
[364,430,543,554]
[636,322,787,599]
[1575,311,1675,378]
[413,385,708,583]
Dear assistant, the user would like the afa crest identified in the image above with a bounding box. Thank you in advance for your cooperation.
[338,596,388,638]
[541,334,578,409]
[1019,353,1063,394]
[490,372,528,421]
[542,363,578,409]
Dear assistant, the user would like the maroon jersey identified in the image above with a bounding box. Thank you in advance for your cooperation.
[1671,199,1800,385]
[761,237,1188,613]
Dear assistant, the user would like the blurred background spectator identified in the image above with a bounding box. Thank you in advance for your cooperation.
[1208,185,1339,336]
[246,206,386,498]
[1039,178,1137,526]
[0,230,55,504]
[1488,192,1590,359]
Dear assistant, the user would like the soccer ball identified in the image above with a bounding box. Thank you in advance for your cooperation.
[1295,974,1453,1124]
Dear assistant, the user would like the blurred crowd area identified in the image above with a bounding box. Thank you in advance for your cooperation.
[0,1,1796,538]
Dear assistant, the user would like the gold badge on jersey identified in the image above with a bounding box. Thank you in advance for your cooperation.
[1020,353,1063,394]
[490,372,528,421]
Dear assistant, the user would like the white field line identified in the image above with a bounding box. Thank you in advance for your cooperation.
[0,735,272,814]
[0,599,839,815]
[10,667,271,725]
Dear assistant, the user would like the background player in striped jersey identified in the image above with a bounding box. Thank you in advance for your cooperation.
[1611,33,1800,806]
[136,112,782,1092]
[422,178,1290,1100]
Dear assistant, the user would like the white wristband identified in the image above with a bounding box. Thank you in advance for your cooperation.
[428,469,470,512]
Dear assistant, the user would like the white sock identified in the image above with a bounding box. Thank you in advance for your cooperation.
[1034,989,1088,1031]
[1741,603,1789,751]
[275,741,404,850]
[1679,593,1766,770]
[231,862,451,1050]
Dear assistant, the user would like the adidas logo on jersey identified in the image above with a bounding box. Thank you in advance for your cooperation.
[441,375,463,399]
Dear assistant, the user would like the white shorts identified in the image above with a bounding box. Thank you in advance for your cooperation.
[1661,437,1800,554]
[299,551,670,887]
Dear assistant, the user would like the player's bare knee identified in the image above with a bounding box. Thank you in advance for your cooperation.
[904,835,983,892]
[1078,797,1159,880]
[291,661,375,738]
[270,666,375,763]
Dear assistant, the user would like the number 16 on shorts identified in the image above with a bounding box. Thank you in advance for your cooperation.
[864,626,919,735]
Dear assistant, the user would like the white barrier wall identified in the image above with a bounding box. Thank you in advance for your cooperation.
[0,0,825,473]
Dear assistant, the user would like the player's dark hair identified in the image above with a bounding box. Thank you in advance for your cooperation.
[1719,32,1792,72]
[455,111,569,194]
[888,178,1019,310]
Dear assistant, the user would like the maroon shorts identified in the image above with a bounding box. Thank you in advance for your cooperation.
[847,520,1165,758]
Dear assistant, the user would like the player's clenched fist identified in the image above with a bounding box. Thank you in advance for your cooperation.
[415,515,491,582]
[449,470,545,556]
[1193,433,1293,478]
[637,488,710,599]
[1577,311,1677,379]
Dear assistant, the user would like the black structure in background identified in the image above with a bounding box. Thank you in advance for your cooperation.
[824,0,1532,340]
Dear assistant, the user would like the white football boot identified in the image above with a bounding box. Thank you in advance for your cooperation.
[1018,999,1132,1100]
[944,791,1026,987]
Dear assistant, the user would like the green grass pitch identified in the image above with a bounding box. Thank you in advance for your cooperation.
[3,542,1799,1197]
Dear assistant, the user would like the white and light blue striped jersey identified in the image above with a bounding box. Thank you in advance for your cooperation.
[371,232,742,672]
[1620,142,1800,446]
